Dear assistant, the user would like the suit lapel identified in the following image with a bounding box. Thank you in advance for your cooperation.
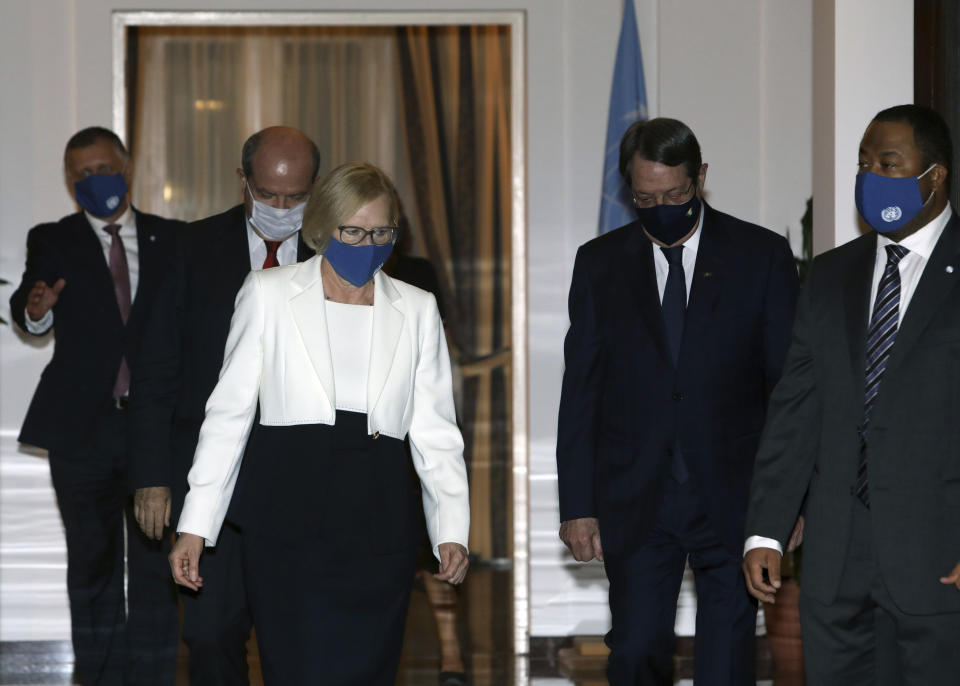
[842,233,878,383]
[296,234,314,263]
[132,209,160,298]
[289,257,336,409]
[884,216,960,377]
[222,206,254,286]
[681,209,724,352]
[624,226,672,366]
[126,210,158,334]
[70,212,123,323]
[367,271,404,415]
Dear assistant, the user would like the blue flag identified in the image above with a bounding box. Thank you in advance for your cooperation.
[598,0,648,234]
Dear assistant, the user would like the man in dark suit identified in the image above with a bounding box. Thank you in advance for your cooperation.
[556,117,799,685]
[9,127,182,685]
[744,105,960,683]
[128,126,319,685]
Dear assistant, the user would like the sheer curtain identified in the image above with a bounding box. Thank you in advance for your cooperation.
[131,26,412,226]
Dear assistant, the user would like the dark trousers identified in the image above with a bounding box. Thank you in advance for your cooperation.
[242,530,415,685]
[603,478,757,686]
[48,407,179,686]
[180,521,252,685]
[800,497,960,685]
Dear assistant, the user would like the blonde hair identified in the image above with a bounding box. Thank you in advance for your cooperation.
[301,161,400,254]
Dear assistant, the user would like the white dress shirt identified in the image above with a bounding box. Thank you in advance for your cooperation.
[744,203,955,557]
[25,208,138,333]
[246,219,300,270]
[650,205,704,304]
[325,300,373,413]
[869,204,952,324]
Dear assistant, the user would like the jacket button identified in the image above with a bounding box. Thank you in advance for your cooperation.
[672,392,683,402]
[372,431,380,440]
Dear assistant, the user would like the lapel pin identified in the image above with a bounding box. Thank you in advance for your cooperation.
[947,266,955,274]
[702,272,713,278]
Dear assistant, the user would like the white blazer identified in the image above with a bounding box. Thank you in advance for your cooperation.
[177,255,470,557]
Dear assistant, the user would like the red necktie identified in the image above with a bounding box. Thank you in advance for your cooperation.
[103,224,131,399]
[262,240,282,269]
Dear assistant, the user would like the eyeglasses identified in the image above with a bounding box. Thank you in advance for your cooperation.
[337,225,398,246]
[632,181,696,208]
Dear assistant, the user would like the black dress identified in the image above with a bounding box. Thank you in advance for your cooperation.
[228,410,421,684]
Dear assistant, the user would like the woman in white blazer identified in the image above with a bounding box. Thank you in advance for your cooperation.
[169,162,470,684]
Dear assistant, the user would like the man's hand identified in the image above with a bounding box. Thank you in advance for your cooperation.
[939,560,960,590]
[133,487,171,540]
[787,515,805,552]
[743,547,782,603]
[435,542,469,585]
[25,279,65,321]
[169,533,204,591]
[559,517,603,562]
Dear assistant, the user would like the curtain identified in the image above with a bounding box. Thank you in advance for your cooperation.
[131,26,413,225]
[396,25,513,562]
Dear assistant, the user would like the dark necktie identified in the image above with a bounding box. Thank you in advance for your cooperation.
[857,243,909,507]
[103,224,131,399]
[262,240,282,269]
[661,245,686,365]
[661,244,689,483]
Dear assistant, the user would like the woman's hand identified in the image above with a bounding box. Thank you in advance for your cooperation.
[169,532,205,591]
[434,542,469,585]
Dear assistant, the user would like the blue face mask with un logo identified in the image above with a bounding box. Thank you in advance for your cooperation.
[854,165,935,233]
[74,173,128,218]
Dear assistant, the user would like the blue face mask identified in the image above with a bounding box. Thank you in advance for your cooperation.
[635,194,701,245]
[323,236,395,287]
[854,165,935,233]
[74,172,129,218]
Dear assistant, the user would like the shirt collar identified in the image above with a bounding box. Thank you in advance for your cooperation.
[681,204,705,253]
[246,217,300,249]
[877,203,953,261]
[85,206,135,233]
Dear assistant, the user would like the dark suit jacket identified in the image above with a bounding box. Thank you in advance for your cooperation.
[557,204,799,557]
[746,214,960,615]
[127,204,312,518]
[9,209,181,454]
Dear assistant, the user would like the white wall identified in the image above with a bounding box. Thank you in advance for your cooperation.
[0,0,815,642]
[812,0,914,253]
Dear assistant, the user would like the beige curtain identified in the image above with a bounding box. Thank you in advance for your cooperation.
[131,26,414,226]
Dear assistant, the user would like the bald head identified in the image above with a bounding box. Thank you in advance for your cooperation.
[238,126,320,215]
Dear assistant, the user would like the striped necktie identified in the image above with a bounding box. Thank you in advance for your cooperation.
[857,243,909,507]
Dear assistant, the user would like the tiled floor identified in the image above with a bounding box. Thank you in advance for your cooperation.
[0,564,795,685]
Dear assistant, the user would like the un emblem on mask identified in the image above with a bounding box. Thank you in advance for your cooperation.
[881,206,902,223]
[106,196,120,210]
